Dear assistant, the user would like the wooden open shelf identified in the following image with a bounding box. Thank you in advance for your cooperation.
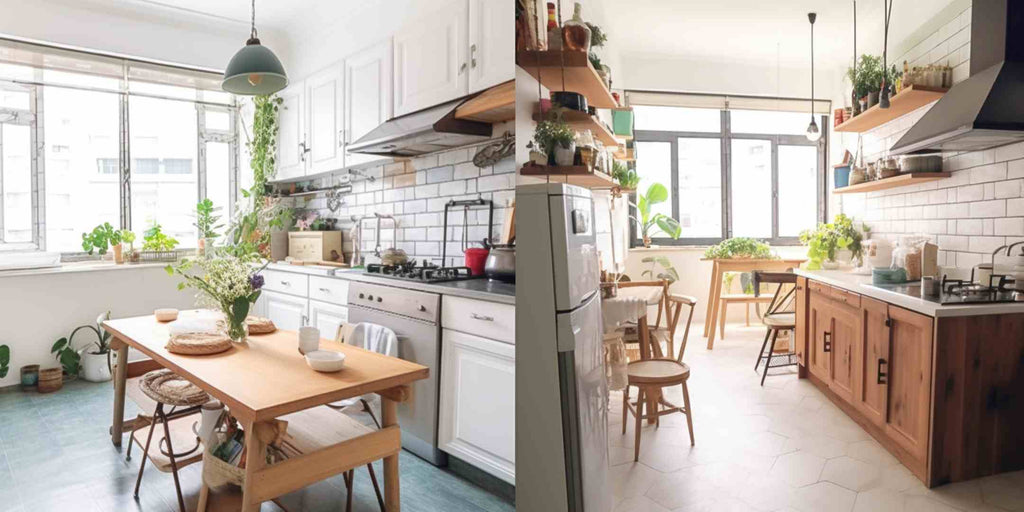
[833,172,952,194]
[516,50,617,108]
[455,80,514,123]
[520,164,619,189]
[613,147,635,161]
[835,85,948,133]
[534,107,619,148]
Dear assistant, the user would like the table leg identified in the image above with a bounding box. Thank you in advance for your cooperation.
[241,419,269,512]
[382,398,401,512]
[703,262,719,337]
[706,267,724,350]
[110,340,128,446]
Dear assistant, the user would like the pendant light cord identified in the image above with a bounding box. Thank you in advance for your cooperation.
[250,0,258,40]
[810,17,814,118]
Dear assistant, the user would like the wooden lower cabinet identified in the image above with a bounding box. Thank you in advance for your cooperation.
[794,277,807,368]
[807,290,832,382]
[856,297,890,428]
[885,305,933,465]
[828,301,860,404]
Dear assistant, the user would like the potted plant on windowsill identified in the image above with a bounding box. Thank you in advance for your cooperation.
[631,183,681,248]
[82,222,124,263]
[120,230,139,262]
[194,198,224,256]
[141,223,180,262]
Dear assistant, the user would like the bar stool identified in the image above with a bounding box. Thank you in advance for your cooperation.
[752,271,799,386]
[134,369,210,512]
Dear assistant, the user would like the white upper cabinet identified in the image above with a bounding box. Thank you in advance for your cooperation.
[345,39,394,167]
[393,0,469,116]
[276,84,306,180]
[305,64,346,175]
[468,0,513,93]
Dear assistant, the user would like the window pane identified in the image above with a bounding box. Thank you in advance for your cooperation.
[205,141,232,224]
[779,145,819,236]
[731,139,772,238]
[2,124,32,243]
[205,111,230,131]
[635,141,672,225]
[633,105,720,133]
[731,110,814,136]
[0,88,29,110]
[43,87,121,252]
[129,96,197,247]
[677,138,722,238]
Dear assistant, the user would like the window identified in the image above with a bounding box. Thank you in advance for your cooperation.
[133,158,160,174]
[631,102,825,245]
[2,124,32,243]
[97,158,118,175]
[164,158,193,175]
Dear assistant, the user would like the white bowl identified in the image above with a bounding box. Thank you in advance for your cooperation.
[304,350,346,372]
[154,308,179,322]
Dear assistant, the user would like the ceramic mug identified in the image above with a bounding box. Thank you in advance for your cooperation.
[299,326,320,355]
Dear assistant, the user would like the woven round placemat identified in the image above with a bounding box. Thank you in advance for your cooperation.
[166,332,232,356]
[246,316,277,335]
[139,369,210,407]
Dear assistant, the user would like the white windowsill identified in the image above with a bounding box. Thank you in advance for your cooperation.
[0,260,170,279]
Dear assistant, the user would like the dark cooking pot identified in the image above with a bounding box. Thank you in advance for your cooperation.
[484,245,515,283]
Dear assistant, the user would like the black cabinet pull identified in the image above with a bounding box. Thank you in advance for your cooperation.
[877,358,888,385]
[823,331,832,352]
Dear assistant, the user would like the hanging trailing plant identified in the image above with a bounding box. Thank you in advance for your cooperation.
[248,94,282,203]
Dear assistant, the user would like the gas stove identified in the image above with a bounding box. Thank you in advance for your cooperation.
[937,274,1024,304]
[364,261,481,283]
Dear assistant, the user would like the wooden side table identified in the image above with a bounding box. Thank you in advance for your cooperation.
[701,258,805,350]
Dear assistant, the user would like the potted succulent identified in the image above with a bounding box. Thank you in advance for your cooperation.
[631,183,681,247]
[533,119,576,166]
[194,198,224,256]
[800,214,864,270]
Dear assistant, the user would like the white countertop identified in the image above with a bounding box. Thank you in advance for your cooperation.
[794,268,1024,318]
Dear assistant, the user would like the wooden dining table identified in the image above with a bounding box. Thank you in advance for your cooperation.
[104,313,429,512]
[701,258,805,350]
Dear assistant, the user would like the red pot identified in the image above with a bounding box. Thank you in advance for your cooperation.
[464,248,490,276]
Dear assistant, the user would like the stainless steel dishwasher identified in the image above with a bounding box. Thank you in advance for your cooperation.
[346,280,447,466]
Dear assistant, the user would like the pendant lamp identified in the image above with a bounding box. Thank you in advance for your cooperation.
[222,0,287,95]
[806,12,821,142]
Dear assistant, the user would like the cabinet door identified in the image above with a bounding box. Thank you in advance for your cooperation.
[306,65,345,175]
[264,291,308,332]
[276,84,306,180]
[345,39,394,167]
[468,0,513,93]
[309,299,348,341]
[857,297,890,427]
[807,292,831,382]
[439,328,515,484]
[393,0,469,116]
[886,306,933,463]
[829,302,860,404]
[794,277,808,366]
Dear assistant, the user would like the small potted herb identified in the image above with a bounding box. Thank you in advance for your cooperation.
[82,222,124,262]
[120,230,139,262]
[534,119,576,166]
[800,214,864,270]
[194,198,224,256]
[612,160,639,190]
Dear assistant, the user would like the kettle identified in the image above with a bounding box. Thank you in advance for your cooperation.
[484,245,515,283]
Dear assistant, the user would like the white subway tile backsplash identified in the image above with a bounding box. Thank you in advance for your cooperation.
[995,218,1024,236]
[970,162,1008,184]
[426,166,454,183]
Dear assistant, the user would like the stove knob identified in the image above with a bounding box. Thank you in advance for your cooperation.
[359,293,365,299]
[418,305,427,312]
[377,297,383,303]
[367,295,374,301]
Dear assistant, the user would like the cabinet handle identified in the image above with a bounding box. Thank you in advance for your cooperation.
[823,331,831,352]
[470,44,477,68]
[877,358,888,385]
[319,287,330,293]
[471,313,494,322]
[338,129,345,147]
[281,280,291,286]
[459,62,468,74]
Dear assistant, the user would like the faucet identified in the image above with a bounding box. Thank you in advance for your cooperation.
[373,213,396,258]
[1005,241,1024,257]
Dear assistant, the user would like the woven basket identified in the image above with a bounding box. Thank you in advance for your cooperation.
[38,367,63,393]
[202,433,246,488]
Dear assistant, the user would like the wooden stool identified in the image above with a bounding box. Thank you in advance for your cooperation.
[622,359,695,461]
[717,294,773,340]
[134,369,210,512]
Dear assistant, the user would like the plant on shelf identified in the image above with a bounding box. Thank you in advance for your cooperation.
[631,183,681,248]
[533,118,576,166]
[799,213,864,270]
[166,255,267,343]
[611,160,639,190]
[295,211,320,231]
[0,344,9,379]
[66,311,113,382]
[142,224,180,252]
[703,238,776,260]
[641,255,680,284]
[226,190,292,258]
[50,335,81,380]
[847,54,884,106]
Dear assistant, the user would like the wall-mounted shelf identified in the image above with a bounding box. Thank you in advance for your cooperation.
[613,147,635,161]
[516,50,617,108]
[835,85,949,133]
[520,164,618,189]
[455,80,515,123]
[833,172,952,194]
[534,108,619,148]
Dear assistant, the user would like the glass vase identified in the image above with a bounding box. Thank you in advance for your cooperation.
[223,313,249,344]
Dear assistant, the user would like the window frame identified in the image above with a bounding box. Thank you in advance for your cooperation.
[631,109,827,247]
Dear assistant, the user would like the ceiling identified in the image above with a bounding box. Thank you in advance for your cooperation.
[594,0,961,69]
[101,0,382,34]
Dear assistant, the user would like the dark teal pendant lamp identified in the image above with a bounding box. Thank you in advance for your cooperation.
[222,0,287,95]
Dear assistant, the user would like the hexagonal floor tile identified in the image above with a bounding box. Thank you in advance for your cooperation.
[791,481,856,512]
[770,451,826,488]
[820,456,882,492]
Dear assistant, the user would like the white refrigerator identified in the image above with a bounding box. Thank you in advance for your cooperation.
[516,183,610,512]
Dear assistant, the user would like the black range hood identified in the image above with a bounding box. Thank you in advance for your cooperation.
[890,0,1024,155]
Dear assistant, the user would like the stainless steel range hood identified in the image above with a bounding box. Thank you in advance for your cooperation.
[347,96,493,157]
[891,0,1024,155]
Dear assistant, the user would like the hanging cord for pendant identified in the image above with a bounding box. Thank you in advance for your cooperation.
[882,0,893,91]
[250,0,258,41]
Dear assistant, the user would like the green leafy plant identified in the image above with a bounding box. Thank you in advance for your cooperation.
[225,189,293,258]
[641,255,680,284]
[799,214,864,270]
[631,183,681,245]
[533,119,575,155]
[612,160,639,189]
[248,95,282,204]
[0,344,9,379]
[166,255,267,341]
[51,336,81,377]
[119,230,136,251]
[81,222,122,255]
[194,198,224,240]
[142,224,179,252]
[847,54,884,99]
[586,22,607,48]
[703,238,776,260]
[64,311,113,373]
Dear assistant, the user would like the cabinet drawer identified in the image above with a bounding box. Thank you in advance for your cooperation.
[442,296,515,344]
[830,286,861,308]
[263,269,309,296]
[309,276,349,306]
[808,280,829,295]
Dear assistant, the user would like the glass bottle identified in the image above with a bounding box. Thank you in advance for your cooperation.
[562,2,591,52]
[546,2,561,51]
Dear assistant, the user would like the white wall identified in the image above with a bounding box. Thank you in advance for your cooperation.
[0,266,193,387]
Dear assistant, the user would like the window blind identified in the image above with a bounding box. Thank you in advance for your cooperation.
[626,90,831,115]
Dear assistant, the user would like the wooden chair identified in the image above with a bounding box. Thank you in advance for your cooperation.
[717,294,773,340]
[604,279,670,359]
[752,271,799,386]
[651,293,697,361]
